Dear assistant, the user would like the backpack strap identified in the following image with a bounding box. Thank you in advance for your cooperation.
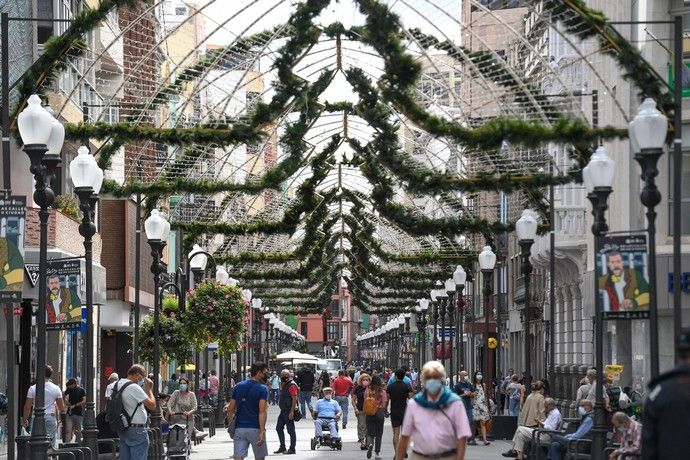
[235,381,258,419]
[117,381,142,427]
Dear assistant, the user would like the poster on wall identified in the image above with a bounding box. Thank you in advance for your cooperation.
[596,234,650,319]
[0,195,26,302]
[46,259,82,330]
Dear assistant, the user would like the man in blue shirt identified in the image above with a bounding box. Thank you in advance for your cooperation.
[453,370,477,445]
[312,387,341,441]
[387,368,412,386]
[226,362,269,460]
[547,400,594,460]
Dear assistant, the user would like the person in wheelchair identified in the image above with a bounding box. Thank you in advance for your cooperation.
[312,387,342,444]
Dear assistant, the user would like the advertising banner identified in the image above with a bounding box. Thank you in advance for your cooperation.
[46,259,83,330]
[0,196,26,302]
[596,235,650,319]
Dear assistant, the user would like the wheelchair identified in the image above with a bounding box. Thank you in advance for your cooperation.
[310,417,343,451]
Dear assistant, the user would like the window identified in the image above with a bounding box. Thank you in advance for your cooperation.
[175,6,187,15]
[668,152,690,234]
[326,323,338,341]
[330,299,339,318]
[300,322,308,337]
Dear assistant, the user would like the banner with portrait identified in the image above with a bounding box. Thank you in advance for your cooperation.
[596,234,650,319]
[0,196,26,302]
[46,259,82,330]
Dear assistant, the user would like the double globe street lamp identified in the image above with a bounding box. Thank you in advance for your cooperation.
[452,265,467,385]
[515,209,538,391]
[18,94,65,460]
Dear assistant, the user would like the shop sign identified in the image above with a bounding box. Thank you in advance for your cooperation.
[0,196,26,302]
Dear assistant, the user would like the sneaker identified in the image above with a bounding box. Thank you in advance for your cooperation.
[273,447,287,454]
[375,454,381,460]
[360,444,368,451]
[367,445,373,459]
[285,449,296,455]
[343,424,346,429]
[468,439,478,446]
[502,450,518,458]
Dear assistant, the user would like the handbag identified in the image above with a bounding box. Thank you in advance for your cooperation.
[293,407,302,422]
[227,381,257,439]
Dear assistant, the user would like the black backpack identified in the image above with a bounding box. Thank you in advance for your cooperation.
[105,381,141,432]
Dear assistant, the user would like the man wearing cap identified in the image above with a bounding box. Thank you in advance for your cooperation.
[312,387,341,442]
[642,328,690,459]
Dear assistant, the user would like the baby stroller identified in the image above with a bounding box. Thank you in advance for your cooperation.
[166,413,191,459]
[310,417,342,451]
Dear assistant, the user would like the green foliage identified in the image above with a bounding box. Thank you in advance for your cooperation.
[139,314,189,364]
[54,194,80,221]
[162,295,180,312]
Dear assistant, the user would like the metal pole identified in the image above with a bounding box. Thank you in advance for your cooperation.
[457,285,465,373]
[439,296,447,370]
[5,304,15,460]
[483,270,492,382]
[132,193,141,362]
[549,161,556,381]
[448,291,455,386]
[519,241,534,394]
[149,241,164,448]
[432,302,438,362]
[673,15,683,364]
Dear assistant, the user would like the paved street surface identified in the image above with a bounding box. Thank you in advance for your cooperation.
[192,405,511,459]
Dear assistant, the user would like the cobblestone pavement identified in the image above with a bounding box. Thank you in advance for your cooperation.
[191,404,512,459]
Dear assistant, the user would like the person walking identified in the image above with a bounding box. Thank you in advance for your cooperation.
[112,364,157,460]
[332,370,354,429]
[318,370,331,398]
[63,378,86,443]
[502,397,562,459]
[296,367,315,417]
[471,370,491,446]
[505,374,523,417]
[274,369,298,455]
[352,373,371,450]
[105,372,119,401]
[22,365,64,451]
[387,369,413,455]
[453,370,476,445]
[270,371,280,406]
[395,361,471,460]
[207,370,220,407]
[225,362,269,460]
[642,328,690,460]
[499,368,514,414]
[167,377,206,441]
[364,375,388,460]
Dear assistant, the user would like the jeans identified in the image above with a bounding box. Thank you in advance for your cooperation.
[299,391,313,415]
[119,426,150,460]
[276,411,296,450]
[356,411,367,444]
[366,409,385,454]
[335,396,349,427]
[547,435,569,460]
[314,418,339,439]
[65,414,83,443]
[270,389,279,405]
[44,414,58,450]
[509,398,521,417]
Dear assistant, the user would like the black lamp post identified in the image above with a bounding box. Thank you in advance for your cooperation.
[629,97,667,379]
[583,145,615,460]
[144,209,171,453]
[439,281,451,370]
[431,282,442,361]
[18,95,64,460]
[478,246,496,383]
[453,266,467,385]
[70,146,104,457]
[515,210,538,393]
[251,298,265,361]
[414,299,430,388]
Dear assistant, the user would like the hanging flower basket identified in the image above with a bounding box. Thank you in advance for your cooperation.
[184,279,247,354]
[140,314,189,364]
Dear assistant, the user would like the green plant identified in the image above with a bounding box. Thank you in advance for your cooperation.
[54,194,80,221]
[139,314,189,364]
[162,295,180,313]
[184,280,248,354]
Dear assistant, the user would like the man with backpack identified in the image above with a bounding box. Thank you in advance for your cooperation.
[275,368,299,454]
[107,364,156,459]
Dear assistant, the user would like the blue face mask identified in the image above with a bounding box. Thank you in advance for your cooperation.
[617,427,628,434]
[464,376,471,383]
[476,375,483,381]
[578,406,587,416]
[179,384,188,392]
[424,379,443,394]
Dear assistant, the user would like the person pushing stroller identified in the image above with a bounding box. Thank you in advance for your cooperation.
[312,387,341,444]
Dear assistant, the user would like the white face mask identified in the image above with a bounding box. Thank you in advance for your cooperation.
[325,394,332,400]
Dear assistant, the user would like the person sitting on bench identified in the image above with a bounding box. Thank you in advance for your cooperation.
[312,387,341,441]
[547,400,594,460]
[503,398,563,459]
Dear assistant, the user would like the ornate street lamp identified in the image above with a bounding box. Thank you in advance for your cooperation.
[478,246,496,382]
[145,209,170,449]
[70,146,103,456]
[18,95,63,460]
[415,298,430,388]
[583,144,615,460]
[515,209,538,391]
[252,298,264,361]
[629,98,667,378]
[453,265,467,383]
[430,282,443,360]
[440,278,454,370]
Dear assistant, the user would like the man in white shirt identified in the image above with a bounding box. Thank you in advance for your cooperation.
[114,364,156,459]
[104,373,119,400]
[502,398,563,459]
[22,365,64,450]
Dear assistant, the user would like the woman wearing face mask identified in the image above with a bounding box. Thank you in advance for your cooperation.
[168,378,205,441]
[352,374,372,450]
[471,371,491,446]
[364,375,388,459]
[394,361,471,460]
